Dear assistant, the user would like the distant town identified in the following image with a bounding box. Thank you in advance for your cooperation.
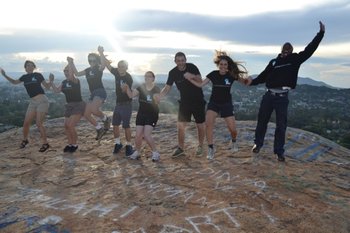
[1,74,349,149]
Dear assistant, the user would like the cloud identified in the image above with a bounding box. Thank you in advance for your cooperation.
[115,1,349,45]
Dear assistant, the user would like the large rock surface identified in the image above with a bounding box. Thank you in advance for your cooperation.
[0,113,349,233]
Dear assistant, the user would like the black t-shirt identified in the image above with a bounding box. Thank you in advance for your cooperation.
[166,63,204,104]
[207,70,235,103]
[19,72,45,98]
[61,79,83,103]
[111,68,133,103]
[84,66,104,93]
[137,84,160,114]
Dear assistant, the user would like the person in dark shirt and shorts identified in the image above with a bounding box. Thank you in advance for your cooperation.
[50,65,86,153]
[98,46,134,156]
[0,61,52,152]
[67,50,111,141]
[246,21,325,162]
[124,71,161,162]
[160,52,206,157]
[186,50,248,160]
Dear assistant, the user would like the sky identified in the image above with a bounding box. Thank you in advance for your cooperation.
[0,0,349,88]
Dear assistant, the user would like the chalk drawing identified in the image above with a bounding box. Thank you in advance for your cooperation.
[38,215,62,225]
[160,225,193,233]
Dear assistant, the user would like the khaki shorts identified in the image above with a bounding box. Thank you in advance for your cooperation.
[27,94,49,113]
[64,101,86,117]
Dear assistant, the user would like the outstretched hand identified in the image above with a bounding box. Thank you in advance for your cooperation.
[49,73,54,82]
[98,45,104,54]
[319,21,325,32]
[67,57,74,63]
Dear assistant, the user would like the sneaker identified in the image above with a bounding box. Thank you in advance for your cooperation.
[39,143,50,152]
[103,116,111,131]
[172,147,184,158]
[113,143,123,154]
[277,154,285,162]
[95,128,105,140]
[63,145,71,152]
[70,145,78,153]
[207,147,215,160]
[129,150,140,160]
[231,142,239,153]
[252,144,261,153]
[152,151,160,162]
[125,145,134,156]
[196,145,203,156]
[20,139,29,149]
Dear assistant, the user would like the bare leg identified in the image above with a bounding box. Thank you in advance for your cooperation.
[67,114,83,144]
[125,127,132,143]
[134,126,144,151]
[177,121,187,149]
[36,111,48,144]
[224,116,237,140]
[205,110,217,145]
[23,111,36,141]
[143,125,156,151]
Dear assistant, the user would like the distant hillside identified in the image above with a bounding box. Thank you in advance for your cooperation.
[248,74,334,88]
[297,76,333,88]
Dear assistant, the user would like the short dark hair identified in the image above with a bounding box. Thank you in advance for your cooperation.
[174,52,186,61]
[88,53,101,65]
[24,60,36,68]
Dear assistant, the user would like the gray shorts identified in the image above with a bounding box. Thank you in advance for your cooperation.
[64,101,86,118]
[27,94,49,113]
[113,102,132,128]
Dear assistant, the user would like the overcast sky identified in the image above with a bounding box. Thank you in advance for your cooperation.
[0,0,349,87]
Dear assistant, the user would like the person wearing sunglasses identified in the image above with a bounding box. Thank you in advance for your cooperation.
[67,50,111,141]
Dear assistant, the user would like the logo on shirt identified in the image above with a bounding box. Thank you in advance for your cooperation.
[66,82,72,88]
[146,94,152,102]
[89,71,94,76]
[31,77,37,82]
[224,79,231,85]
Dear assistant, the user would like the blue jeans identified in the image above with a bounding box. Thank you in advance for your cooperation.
[254,91,289,155]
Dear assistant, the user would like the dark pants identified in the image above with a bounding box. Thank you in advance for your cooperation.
[254,91,289,155]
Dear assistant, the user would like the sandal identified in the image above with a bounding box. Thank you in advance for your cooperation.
[20,139,29,149]
[39,143,50,152]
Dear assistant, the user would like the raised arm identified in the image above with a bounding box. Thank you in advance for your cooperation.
[98,45,113,72]
[41,73,52,90]
[67,57,86,77]
[0,68,21,84]
[298,21,325,63]
[49,73,62,93]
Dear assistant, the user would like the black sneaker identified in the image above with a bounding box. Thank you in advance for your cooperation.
[277,154,285,162]
[95,128,106,140]
[125,145,134,156]
[252,144,261,153]
[70,145,78,153]
[172,147,184,158]
[113,143,123,154]
[103,116,111,131]
[63,145,72,152]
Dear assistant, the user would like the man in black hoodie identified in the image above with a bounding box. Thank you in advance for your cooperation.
[247,21,325,162]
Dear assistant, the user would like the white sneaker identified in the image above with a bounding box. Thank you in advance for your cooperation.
[207,147,215,160]
[151,151,160,162]
[232,142,239,153]
[129,151,140,160]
